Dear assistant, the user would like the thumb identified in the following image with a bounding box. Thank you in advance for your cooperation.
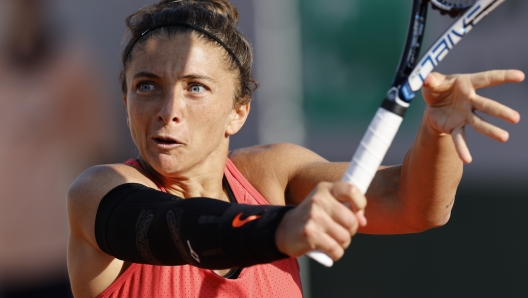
[355,210,367,227]
[423,72,444,90]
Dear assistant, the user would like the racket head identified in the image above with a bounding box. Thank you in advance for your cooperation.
[430,0,478,16]
[393,0,479,89]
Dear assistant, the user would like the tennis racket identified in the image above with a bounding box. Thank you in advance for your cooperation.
[307,0,505,267]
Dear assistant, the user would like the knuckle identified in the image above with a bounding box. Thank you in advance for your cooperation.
[310,193,326,206]
[339,212,355,228]
[356,196,367,210]
[347,183,359,193]
[315,181,331,191]
[348,184,366,203]
[341,237,352,250]
[306,209,324,224]
[336,232,351,248]
[329,244,344,260]
[301,224,318,242]
[349,220,359,235]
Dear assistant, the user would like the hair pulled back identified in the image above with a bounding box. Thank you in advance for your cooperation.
[120,0,257,105]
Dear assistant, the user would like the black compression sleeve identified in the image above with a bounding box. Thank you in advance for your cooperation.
[94,183,293,269]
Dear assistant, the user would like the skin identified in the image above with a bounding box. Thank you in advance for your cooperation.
[67,32,525,297]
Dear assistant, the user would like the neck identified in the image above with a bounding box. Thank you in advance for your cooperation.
[138,142,232,202]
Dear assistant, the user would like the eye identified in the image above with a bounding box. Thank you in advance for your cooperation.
[137,82,156,92]
[189,84,206,93]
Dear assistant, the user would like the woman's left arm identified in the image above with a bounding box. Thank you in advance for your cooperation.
[362,69,525,234]
[235,70,524,235]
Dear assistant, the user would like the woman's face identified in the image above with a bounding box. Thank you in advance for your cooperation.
[124,33,248,176]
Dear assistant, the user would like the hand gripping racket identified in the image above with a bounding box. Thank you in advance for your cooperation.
[307,0,505,267]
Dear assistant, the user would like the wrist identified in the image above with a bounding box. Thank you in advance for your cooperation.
[422,107,450,138]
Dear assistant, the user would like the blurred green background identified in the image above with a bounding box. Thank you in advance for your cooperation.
[301,0,426,135]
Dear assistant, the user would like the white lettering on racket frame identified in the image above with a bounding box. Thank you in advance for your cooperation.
[408,0,504,92]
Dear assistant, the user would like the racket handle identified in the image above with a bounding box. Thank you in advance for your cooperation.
[306,107,403,267]
[306,250,334,267]
[342,107,403,193]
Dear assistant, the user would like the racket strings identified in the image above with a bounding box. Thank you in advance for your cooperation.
[430,0,477,16]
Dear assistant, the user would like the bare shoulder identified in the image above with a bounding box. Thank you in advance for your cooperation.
[68,163,155,204]
[228,143,328,205]
[68,163,156,240]
[67,163,157,297]
[229,143,327,168]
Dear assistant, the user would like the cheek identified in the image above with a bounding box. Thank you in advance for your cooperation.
[127,104,150,141]
[190,104,231,138]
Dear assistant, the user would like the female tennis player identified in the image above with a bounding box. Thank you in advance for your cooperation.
[67,0,524,297]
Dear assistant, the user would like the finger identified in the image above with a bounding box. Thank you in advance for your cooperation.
[469,70,525,89]
[318,213,354,249]
[305,186,359,239]
[451,126,472,164]
[311,232,346,261]
[304,219,348,261]
[468,113,510,142]
[329,183,367,227]
[471,94,520,124]
[329,182,367,213]
[322,196,360,235]
[423,72,446,90]
[422,72,454,99]
[355,210,367,227]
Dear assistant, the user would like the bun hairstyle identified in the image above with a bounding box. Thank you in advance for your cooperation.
[120,0,257,105]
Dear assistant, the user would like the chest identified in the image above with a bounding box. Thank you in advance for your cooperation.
[100,261,303,298]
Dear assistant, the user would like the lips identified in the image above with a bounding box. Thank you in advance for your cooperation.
[152,135,182,147]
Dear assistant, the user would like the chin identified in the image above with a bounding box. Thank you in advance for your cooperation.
[154,153,185,174]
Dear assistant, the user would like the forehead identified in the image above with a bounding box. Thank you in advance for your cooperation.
[126,33,234,80]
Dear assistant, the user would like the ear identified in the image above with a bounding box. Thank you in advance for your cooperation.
[225,100,250,136]
[123,95,130,127]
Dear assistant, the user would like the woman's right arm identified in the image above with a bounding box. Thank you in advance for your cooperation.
[67,164,150,297]
[67,164,322,297]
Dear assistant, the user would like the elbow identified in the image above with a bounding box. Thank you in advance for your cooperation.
[401,193,457,232]
[422,196,456,230]
[428,211,452,230]
[410,211,452,232]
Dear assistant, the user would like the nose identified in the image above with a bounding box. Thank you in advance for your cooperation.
[157,91,183,124]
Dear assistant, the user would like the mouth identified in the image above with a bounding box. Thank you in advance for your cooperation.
[152,136,182,147]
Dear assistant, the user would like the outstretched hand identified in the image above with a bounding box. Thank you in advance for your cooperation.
[422,70,525,164]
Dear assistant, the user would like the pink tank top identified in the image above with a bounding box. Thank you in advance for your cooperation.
[96,158,303,298]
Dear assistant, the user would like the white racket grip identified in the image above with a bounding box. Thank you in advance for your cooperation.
[306,108,403,267]
[342,107,403,194]
[305,250,334,267]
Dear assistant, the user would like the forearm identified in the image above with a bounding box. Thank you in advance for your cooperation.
[399,115,463,230]
[95,183,293,269]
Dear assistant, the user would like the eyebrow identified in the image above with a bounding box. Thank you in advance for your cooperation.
[181,74,218,84]
[131,72,218,84]
[132,71,160,80]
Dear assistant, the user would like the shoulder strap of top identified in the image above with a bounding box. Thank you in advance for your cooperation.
[224,158,270,205]
[124,158,168,192]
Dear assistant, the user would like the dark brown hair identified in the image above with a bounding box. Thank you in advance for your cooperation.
[120,0,257,106]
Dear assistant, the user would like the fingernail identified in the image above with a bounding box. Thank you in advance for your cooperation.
[356,210,367,226]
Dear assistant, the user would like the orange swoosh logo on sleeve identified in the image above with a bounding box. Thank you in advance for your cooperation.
[232,213,261,228]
